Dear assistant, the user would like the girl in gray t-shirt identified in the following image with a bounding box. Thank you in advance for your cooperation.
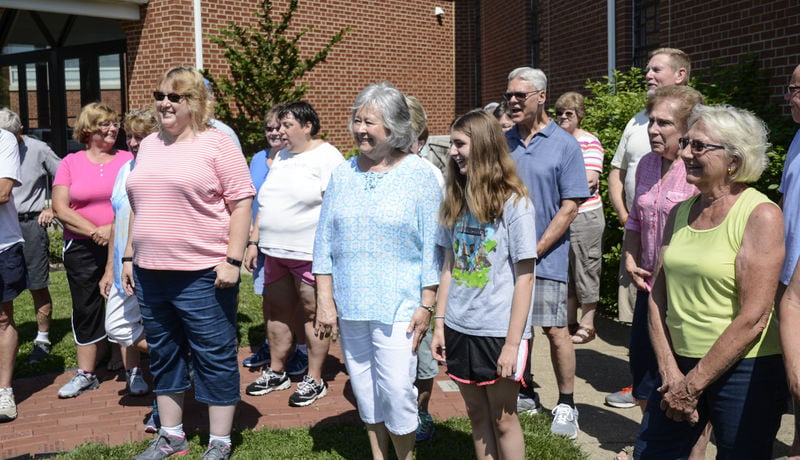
[431,110,537,459]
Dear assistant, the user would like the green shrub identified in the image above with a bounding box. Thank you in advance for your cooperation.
[48,226,63,265]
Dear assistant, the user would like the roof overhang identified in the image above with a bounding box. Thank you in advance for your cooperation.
[0,0,148,21]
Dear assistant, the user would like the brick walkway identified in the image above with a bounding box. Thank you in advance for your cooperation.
[0,342,467,459]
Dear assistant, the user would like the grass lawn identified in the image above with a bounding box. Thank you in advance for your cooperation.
[14,270,586,459]
[58,415,585,459]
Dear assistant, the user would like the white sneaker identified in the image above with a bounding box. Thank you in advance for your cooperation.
[550,403,579,439]
[127,367,150,396]
[0,388,17,422]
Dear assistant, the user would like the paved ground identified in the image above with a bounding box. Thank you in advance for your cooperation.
[1,316,795,459]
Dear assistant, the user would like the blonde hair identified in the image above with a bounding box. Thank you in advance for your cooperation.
[155,66,214,133]
[440,110,529,227]
[124,108,158,137]
[405,95,427,140]
[73,102,118,144]
[650,47,691,82]
[688,105,769,183]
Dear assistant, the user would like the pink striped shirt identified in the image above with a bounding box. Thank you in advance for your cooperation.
[577,133,604,212]
[127,129,255,270]
[625,152,698,288]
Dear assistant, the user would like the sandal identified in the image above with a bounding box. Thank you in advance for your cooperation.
[615,445,634,460]
[571,326,596,344]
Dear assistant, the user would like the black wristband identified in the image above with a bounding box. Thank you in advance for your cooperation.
[226,257,242,267]
[247,240,258,246]
[121,257,133,263]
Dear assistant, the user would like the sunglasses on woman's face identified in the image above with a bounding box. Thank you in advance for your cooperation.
[153,91,188,103]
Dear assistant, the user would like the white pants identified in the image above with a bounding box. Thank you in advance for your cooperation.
[339,319,418,435]
[105,283,144,347]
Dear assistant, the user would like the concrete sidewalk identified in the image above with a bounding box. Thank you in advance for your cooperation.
[531,316,795,458]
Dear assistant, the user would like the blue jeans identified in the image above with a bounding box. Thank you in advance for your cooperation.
[134,267,240,406]
[635,354,787,459]
[630,290,659,401]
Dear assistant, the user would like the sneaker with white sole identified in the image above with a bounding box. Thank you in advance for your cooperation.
[517,392,543,415]
[288,375,327,407]
[246,369,290,396]
[29,340,52,364]
[144,405,160,434]
[286,347,309,376]
[605,385,636,408]
[57,369,99,398]
[202,440,232,460]
[242,340,270,368]
[415,410,435,443]
[550,403,579,439]
[134,431,189,459]
[0,388,17,422]
[127,367,150,396]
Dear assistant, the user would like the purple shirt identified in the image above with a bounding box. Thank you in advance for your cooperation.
[625,152,698,288]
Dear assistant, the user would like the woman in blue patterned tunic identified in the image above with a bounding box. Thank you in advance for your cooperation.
[313,82,441,460]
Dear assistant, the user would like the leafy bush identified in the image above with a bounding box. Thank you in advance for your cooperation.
[202,0,349,155]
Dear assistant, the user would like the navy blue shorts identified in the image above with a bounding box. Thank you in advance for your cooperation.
[635,354,787,459]
[135,267,241,406]
[0,242,27,303]
[630,289,659,401]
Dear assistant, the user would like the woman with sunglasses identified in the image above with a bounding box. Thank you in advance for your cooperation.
[52,102,132,399]
[553,91,605,344]
[123,66,254,460]
[635,105,787,458]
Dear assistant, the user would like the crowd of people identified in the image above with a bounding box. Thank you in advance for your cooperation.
[0,54,800,459]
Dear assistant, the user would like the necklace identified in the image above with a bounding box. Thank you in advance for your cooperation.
[363,170,390,190]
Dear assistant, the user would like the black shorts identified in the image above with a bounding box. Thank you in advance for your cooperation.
[63,239,108,345]
[444,325,527,385]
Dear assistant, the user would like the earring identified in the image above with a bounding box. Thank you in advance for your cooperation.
[727,167,734,175]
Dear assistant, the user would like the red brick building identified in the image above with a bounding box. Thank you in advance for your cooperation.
[0,0,455,155]
[460,0,800,118]
[1,0,799,156]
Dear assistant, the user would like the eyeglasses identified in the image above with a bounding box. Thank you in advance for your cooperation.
[99,121,120,130]
[555,109,576,118]
[787,86,800,97]
[502,90,542,102]
[153,91,188,103]
[265,125,281,132]
[678,137,726,154]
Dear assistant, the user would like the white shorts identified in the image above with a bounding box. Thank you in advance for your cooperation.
[105,282,144,347]
[339,319,418,435]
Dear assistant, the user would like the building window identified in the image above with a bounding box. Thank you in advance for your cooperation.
[633,0,659,68]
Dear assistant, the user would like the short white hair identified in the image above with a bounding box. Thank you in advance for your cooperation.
[508,67,547,92]
[0,108,22,136]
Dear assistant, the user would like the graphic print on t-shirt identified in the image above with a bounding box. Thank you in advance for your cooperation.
[452,213,496,288]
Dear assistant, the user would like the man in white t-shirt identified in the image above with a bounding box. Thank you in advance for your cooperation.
[0,128,26,423]
[605,48,690,410]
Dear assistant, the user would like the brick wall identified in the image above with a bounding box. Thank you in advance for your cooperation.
[122,0,455,152]
[478,1,800,118]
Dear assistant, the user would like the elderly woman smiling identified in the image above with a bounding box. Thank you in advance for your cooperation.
[635,105,787,459]
[313,82,441,460]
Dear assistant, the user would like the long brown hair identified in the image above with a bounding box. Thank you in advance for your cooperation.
[440,110,529,227]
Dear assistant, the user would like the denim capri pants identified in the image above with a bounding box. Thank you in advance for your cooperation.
[134,266,240,406]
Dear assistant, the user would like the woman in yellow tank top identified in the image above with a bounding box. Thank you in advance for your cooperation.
[635,105,787,459]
